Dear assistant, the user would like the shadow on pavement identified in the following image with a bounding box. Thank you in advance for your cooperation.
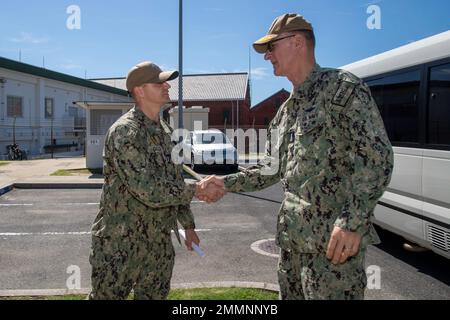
[373,225,450,286]
[184,165,240,177]
[88,174,103,179]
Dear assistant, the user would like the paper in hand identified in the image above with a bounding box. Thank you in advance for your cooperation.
[178,229,205,258]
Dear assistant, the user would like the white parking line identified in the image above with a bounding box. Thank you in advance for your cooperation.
[62,203,99,206]
[0,229,212,237]
[1,202,203,206]
[173,229,211,233]
[0,232,91,236]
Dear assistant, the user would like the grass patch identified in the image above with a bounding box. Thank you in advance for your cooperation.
[0,287,278,300]
[0,161,10,167]
[50,168,102,176]
[169,287,277,300]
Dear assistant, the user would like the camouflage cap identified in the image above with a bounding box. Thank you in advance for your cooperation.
[253,13,313,54]
[126,61,179,92]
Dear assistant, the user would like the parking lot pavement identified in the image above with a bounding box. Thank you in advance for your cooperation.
[0,185,449,299]
[0,187,281,292]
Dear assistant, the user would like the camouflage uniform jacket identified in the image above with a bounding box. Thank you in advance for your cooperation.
[224,64,394,253]
[91,106,196,243]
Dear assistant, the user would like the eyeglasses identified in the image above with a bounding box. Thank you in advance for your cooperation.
[266,34,297,53]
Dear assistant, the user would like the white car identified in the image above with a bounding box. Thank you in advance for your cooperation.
[184,130,238,171]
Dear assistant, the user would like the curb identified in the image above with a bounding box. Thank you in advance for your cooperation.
[0,288,91,297]
[0,182,104,195]
[0,282,280,297]
[0,184,13,197]
[13,182,103,189]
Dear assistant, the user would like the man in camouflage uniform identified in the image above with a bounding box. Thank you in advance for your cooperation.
[199,13,393,299]
[89,61,213,300]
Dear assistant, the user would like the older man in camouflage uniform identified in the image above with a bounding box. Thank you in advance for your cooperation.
[88,61,215,300]
[200,13,393,299]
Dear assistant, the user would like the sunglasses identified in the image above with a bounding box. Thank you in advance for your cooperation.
[267,34,296,53]
[266,34,297,53]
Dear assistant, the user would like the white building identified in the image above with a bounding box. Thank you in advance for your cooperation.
[0,56,131,157]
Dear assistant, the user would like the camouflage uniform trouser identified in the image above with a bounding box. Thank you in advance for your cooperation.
[278,247,367,300]
[88,230,175,300]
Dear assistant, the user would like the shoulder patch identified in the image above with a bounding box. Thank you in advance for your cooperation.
[332,80,355,107]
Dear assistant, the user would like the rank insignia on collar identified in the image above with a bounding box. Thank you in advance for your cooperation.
[332,81,355,107]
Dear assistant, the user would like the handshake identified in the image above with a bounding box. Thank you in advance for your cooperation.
[194,176,227,203]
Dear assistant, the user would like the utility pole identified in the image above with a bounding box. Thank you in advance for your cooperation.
[249,46,252,105]
[178,0,184,130]
[50,116,54,159]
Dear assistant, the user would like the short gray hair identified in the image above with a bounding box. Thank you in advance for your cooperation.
[298,30,315,49]
[287,30,316,49]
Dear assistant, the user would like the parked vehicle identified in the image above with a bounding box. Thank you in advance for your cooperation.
[183,130,238,171]
[341,31,450,258]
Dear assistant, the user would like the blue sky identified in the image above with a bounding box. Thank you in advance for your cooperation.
[0,0,449,105]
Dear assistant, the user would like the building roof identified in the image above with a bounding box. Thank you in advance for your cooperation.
[250,88,289,110]
[92,72,249,102]
[0,57,129,97]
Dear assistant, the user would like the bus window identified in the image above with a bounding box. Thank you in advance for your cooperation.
[367,69,421,144]
[428,63,450,146]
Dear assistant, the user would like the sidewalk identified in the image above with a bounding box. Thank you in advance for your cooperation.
[0,156,102,190]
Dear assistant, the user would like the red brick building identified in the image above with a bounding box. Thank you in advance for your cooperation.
[167,73,251,131]
[250,89,290,129]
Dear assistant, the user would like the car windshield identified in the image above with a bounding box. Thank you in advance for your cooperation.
[193,132,230,145]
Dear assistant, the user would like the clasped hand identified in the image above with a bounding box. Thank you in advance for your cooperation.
[194,175,226,203]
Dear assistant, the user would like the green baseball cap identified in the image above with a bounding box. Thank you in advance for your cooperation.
[126,61,179,92]
[253,13,314,54]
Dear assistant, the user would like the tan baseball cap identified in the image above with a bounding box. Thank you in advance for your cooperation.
[126,61,179,92]
[253,13,313,54]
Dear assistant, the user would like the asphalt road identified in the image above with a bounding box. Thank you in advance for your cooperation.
[0,178,449,299]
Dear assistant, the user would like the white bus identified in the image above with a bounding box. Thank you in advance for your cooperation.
[341,30,450,259]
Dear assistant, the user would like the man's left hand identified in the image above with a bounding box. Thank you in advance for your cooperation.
[184,229,200,251]
[326,226,361,265]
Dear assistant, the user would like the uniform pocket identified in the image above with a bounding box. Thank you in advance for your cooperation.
[296,105,325,136]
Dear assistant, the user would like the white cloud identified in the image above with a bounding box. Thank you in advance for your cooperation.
[250,67,269,80]
[10,32,49,45]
